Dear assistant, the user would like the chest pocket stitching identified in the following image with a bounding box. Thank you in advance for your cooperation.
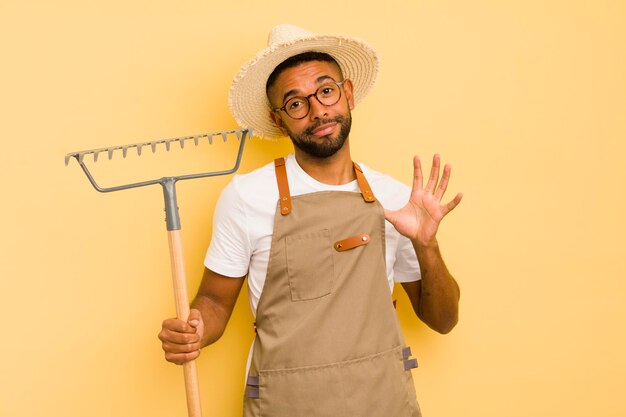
[285,229,334,301]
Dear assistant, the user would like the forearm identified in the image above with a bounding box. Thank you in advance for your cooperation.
[413,239,460,334]
[191,293,234,348]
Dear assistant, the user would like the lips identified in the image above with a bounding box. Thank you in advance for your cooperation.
[310,122,337,137]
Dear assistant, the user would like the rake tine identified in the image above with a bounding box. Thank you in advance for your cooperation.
[65,128,251,173]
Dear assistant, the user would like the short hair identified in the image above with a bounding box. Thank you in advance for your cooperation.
[265,51,343,95]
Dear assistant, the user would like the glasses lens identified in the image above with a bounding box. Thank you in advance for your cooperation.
[284,97,309,119]
[316,83,341,106]
[282,82,343,119]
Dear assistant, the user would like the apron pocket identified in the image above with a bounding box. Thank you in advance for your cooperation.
[285,229,334,301]
[257,347,420,417]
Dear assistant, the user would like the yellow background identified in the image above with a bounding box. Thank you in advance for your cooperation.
[1,1,625,416]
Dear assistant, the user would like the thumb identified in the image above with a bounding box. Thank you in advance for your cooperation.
[384,208,397,226]
[188,309,202,328]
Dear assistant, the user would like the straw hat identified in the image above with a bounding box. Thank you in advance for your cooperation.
[228,24,379,140]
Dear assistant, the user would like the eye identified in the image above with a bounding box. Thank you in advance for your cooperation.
[287,98,305,110]
[319,85,337,96]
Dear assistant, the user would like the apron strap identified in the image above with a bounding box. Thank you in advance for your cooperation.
[273,158,377,216]
[274,158,292,215]
[353,162,377,203]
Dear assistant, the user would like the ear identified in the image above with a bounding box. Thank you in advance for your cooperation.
[343,79,355,110]
[269,111,288,135]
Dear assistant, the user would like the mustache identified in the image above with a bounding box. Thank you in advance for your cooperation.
[304,116,344,135]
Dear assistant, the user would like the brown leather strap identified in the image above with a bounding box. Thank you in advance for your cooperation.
[334,233,370,252]
[353,162,376,203]
[274,159,375,214]
[274,158,292,215]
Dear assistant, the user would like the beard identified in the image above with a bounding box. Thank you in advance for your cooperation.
[285,113,352,158]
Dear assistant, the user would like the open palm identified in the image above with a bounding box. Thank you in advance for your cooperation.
[385,155,462,246]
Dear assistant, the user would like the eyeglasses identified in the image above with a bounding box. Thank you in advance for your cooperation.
[272,80,346,120]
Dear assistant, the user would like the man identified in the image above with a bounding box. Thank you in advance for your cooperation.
[159,24,462,416]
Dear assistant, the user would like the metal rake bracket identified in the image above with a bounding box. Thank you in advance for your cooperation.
[65,127,250,230]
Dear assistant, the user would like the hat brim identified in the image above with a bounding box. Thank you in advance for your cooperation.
[229,35,379,140]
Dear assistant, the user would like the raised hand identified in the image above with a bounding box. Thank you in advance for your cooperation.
[384,154,462,247]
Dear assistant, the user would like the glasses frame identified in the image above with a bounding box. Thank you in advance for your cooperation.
[272,80,346,120]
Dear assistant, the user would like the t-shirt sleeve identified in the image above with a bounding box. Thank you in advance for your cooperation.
[393,235,422,283]
[204,177,251,278]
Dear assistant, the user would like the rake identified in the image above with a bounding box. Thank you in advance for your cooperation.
[65,128,251,417]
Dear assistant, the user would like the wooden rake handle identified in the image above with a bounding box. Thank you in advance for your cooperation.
[168,230,202,417]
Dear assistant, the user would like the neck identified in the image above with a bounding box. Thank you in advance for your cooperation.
[293,140,355,185]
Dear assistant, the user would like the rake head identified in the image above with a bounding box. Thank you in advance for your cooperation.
[66,127,251,231]
[65,128,251,191]
[65,128,250,166]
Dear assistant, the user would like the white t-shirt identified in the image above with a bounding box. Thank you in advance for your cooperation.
[204,153,421,316]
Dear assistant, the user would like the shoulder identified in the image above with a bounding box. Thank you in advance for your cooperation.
[212,158,286,234]
[358,162,411,210]
[219,158,279,207]
[230,159,277,192]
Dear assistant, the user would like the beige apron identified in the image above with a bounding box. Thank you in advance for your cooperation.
[243,158,421,417]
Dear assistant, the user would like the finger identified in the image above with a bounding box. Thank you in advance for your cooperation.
[441,192,463,216]
[158,328,201,345]
[434,164,451,201]
[412,155,423,192]
[424,154,440,193]
[188,309,202,328]
[383,208,397,227]
[161,318,197,334]
[164,350,201,365]
[161,338,202,354]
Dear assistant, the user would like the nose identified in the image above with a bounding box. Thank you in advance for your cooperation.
[308,95,328,119]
